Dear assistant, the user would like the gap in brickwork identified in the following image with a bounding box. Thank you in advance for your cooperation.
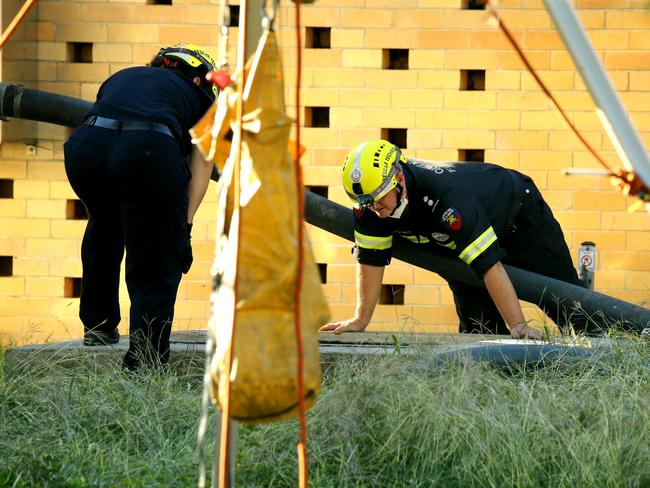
[305,107,330,128]
[458,149,485,162]
[66,200,89,220]
[381,128,407,149]
[0,179,14,198]
[64,277,83,298]
[461,0,486,10]
[306,185,328,199]
[317,263,327,284]
[147,0,172,4]
[67,42,93,63]
[379,284,405,305]
[0,256,13,277]
[305,27,331,49]
[460,70,485,91]
[228,5,240,27]
[383,49,409,70]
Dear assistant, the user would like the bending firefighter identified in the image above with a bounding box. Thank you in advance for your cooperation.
[64,44,216,370]
[321,140,589,339]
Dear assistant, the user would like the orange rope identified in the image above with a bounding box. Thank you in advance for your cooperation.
[485,0,611,173]
[292,2,309,487]
[485,0,650,205]
[219,0,248,486]
[0,0,38,50]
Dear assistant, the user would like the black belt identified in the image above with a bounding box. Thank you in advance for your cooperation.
[83,115,175,140]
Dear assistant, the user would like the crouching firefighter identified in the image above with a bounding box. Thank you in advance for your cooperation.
[64,43,217,369]
[320,139,589,339]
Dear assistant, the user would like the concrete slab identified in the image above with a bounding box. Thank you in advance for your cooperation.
[3,329,612,375]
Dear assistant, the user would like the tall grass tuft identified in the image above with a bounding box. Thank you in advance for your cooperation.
[1,339,649,487]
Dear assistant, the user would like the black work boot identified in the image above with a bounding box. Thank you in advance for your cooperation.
[83,328,120,346]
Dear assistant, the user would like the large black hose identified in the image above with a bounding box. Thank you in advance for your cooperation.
[2,82,649,333]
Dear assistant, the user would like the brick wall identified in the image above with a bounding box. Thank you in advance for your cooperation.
[1,0,649,344]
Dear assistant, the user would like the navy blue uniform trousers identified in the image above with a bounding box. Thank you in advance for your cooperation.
[447,183,588,335]
[64,124,189,368]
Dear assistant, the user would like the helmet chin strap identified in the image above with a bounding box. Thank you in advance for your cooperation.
[389,183,408,219]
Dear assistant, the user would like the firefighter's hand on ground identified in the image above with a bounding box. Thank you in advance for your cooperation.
[319,318,367,334]
[510,322,543,340]
[182,223,193,274]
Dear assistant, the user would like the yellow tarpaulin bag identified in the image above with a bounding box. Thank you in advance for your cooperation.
[193,30,329,423]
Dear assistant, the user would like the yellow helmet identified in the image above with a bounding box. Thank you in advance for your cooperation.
[342,140,405,207]
[154,43,217,98]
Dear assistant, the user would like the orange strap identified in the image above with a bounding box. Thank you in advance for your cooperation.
[0,0,38,50]
[485,0,650,205]
[292,4,310,488]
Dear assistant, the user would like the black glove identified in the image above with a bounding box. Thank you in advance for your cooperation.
[182,222,193,274]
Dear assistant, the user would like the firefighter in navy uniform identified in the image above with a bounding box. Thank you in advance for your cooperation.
[64,44,216,370]
[320,139,586,339]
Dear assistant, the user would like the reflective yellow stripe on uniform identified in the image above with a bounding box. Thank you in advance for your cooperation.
[403,235,431,244]
[458,226,497,265]
[436,241,457,250]
[354,231,393,250]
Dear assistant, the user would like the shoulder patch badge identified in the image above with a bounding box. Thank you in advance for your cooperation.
[441,207,462,231]
[353,206,365,217]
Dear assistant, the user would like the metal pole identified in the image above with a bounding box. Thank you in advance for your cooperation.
[543,0,650,189]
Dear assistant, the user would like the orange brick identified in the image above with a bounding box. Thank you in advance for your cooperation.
[405,129,442,149]
[49,259,82,277]
[81,4,134,23]
[383,265,414,285]
[416,31,469,50]
[606,11,650,29]
[469,31,515,50]
[365,30,417,49]
[341,49,382,68]
[365,108,415,128]
[405,285,440,305]
[26,199,65,219]
[468,111,520,131]
[392,90,443,109]
[0,277,25,296]
[443,130,495,150]
[26,162,67,181]
[51,221,86,239]
[392,9,445,29]
[313,69,365,88]
[605,52,650,71]
[330,108,363,128]
[408,52,445,71]
[339,9,393,29]
[412,305,459,325]
[25,238,79,258]
[25,277,64,297]
[110,24,162,43]
[519,151,571,170]
[0,160,27,179]
[444,92,496,110]
[416,110,467,129]
[601,211,650,231]
[0,200,26,218]
[54,22,108,43]
[496,131,548,151]
[301,49,343,69]
[331,29,364,49]
[574,191,626,211]
[301,87,339,107]
[418,70,460,89]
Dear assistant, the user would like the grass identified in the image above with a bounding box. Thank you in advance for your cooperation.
[1,338,649,487]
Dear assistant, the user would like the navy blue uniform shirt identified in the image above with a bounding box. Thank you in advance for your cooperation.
[89,66,212,156]
[353,159,528,278]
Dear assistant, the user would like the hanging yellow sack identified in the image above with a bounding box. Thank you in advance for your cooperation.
[197,30,329,424]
